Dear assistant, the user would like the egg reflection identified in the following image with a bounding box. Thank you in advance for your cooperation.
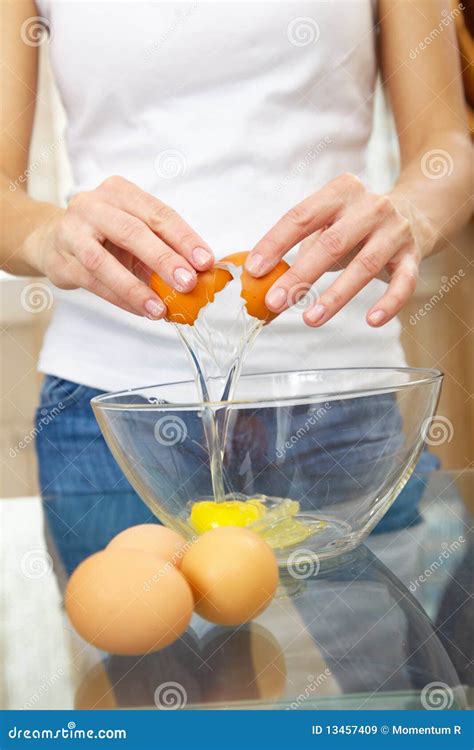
[74,632,202,709]
[74,624,285,708]
[200,624,287,704]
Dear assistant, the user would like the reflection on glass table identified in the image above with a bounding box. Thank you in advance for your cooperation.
[72,543,467,710]
[1,470,472,710]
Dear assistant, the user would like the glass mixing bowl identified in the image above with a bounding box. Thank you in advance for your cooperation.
[91,368,442,564]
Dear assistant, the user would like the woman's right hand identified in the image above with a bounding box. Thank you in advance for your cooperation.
[23,175,214,319]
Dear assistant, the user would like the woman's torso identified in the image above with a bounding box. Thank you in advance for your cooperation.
[37,0,406,391]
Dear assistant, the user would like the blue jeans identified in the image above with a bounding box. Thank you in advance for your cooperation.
[35,375,440,577]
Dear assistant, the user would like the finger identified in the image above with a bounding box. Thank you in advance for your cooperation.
[71,194,197,291]
[366,255,419,326]
[49,249,142,316]
[303,224,408,326]
[73,237,167,319]
[265,196,395,313]
[103,241,153,282]
[246,187,340,276]
[97,176,214,270]
[83,277,143,316]
[294,229,325,261]
[246,172,366,277]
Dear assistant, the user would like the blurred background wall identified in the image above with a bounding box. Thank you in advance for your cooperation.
[1,47,472,498]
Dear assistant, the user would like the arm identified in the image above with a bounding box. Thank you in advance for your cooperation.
[1,1,213,318]
[245,0,472,328]
[0,0,61,276]
[381,0,472,252]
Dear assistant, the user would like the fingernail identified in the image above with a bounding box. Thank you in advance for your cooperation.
[266,287,287,310]
[174,267,195,291]
[192,246,213,268]
[144,299,165,319]
[306,303,326,324]
[368,309,386,326]
[245,253,265,275]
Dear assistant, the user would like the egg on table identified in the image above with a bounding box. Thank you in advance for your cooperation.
[65,548,193,655]
[181,526,279,625]
[107,524,188,567]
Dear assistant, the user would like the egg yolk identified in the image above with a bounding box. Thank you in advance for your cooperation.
[190,498,266,534]
[149,266,232,325]
[219,251,290,323]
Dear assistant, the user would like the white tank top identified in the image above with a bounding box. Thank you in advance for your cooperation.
[37,0,406,391]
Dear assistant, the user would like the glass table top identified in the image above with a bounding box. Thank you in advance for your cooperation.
[1,470,472,710]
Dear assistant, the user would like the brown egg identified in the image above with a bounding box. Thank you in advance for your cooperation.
[181,527,279,625]
[220,251,290,322]
[107,524,188,568]
[149,266,232,325]
[65,549,193,655]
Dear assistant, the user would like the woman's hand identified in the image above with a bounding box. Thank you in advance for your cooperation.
[24,175,214,319]
[245,173,434,328]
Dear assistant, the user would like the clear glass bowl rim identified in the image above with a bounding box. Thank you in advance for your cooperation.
[91,367,443,412]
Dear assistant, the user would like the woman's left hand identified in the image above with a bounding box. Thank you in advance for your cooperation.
[245,173,432,328]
